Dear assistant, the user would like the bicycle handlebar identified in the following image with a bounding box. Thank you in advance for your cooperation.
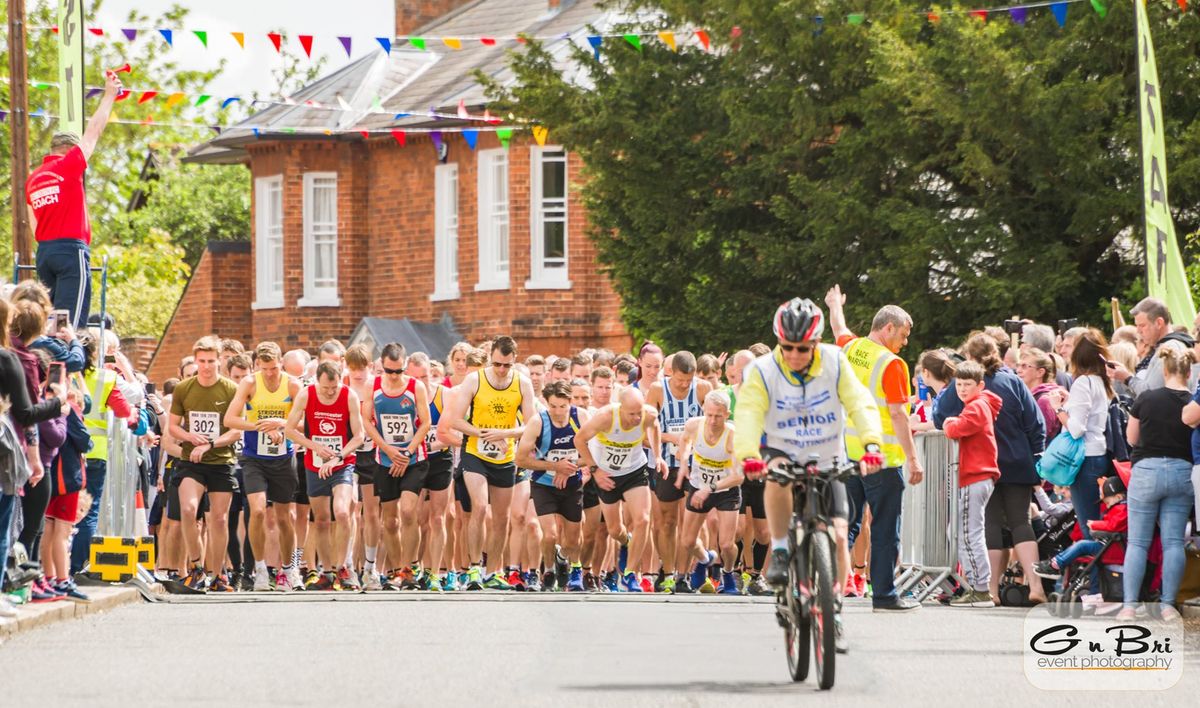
[764,455,858,485]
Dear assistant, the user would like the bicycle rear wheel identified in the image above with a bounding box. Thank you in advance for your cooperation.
[809,531,837,690]
[784,543,810,682]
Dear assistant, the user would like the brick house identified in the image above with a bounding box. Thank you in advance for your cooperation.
[146,0,630,382]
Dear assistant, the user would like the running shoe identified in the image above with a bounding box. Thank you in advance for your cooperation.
[286,567,304,592]
[855,573,867,597]
[395,566,418,590]
[53,579,90,603]
[747,574,772,596]
[253,566,272,592]
[718,571,739,595]
[443,571,460,592]
[690,550,716,591]
[660,575,677,594]
[673,576,695,594]
[653,572,666,593]
[603,571,621,593]
[566,567,586,592]
[844,572,864,598]
[738,572,749,593]
[313,572,340,591]
[275,571,292,592]
[424,572,444,592]
[699,577,717,594]
[183,565,208,591]
[639,576,654,593]
[338,567,361,591]
[29,578,60,603]
[483,571,513,590]
[765,549,790,588]
[583,572,599,592]
[506,569,526,591]
[465,567,485,591]
[1033,560,1062,579]
[525,571,542,592]
[362,571,383,592]
[622,572,642,593]
[541,570,557,592]
[834,614,849,654]
[618,537,630,574]
[209,574,235,593]
[555,549,570,589]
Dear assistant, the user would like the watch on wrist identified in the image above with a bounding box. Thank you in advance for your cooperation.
[864,443,882,454]
[708,483,718,493]
[1056,407,1067,415]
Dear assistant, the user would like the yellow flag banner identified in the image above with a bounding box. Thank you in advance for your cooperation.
[57,0,86,134]
[1135,0,1195,323]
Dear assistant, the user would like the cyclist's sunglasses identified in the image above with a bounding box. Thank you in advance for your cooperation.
[779,343,815,354]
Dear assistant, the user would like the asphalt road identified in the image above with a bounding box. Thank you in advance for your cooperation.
[1,594,1197,707]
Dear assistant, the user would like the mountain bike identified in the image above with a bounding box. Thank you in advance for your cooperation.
[766,451,857,690]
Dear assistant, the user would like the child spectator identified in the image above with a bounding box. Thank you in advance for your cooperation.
[42,403,92,601]
[941,361,1003,607]
[1033,476,1127,578]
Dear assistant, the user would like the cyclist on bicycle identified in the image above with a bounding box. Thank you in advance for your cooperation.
[734,298,886,646]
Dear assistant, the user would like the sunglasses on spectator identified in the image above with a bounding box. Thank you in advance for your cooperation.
[779,343,815,354]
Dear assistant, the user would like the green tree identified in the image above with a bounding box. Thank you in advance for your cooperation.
[94,228,189,337]
[485,0,1200,354]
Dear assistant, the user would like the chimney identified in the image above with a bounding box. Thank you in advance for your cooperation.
[395,0,476,37]
[548,0,561,8]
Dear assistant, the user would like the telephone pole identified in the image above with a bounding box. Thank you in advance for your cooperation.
[8,0,33,272]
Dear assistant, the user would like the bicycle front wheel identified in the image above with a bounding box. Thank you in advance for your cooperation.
[809,530,837,690]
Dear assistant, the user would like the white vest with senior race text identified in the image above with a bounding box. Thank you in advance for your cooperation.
[749,344,848,466]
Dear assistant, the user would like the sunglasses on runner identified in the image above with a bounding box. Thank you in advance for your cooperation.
[779,343,815,354]
[382,366,405,374]
[492,362,514,370]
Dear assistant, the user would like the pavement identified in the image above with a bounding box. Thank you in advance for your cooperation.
[0,583,140,642]
[0,592,1198,706]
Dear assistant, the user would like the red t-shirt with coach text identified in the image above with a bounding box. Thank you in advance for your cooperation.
[25,146,91,244]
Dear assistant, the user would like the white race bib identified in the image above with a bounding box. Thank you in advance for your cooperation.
[665,422,685,460]
[260,434,284,458]
[425,428,439,449]
[602,448,630,473]
[312,435,344,467]
[478,437,505,460]
[381,414,414,445]
[546,448,579,464]
[189,411,219,442]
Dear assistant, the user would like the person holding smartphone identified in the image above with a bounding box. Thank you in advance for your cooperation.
[12,282,87,376]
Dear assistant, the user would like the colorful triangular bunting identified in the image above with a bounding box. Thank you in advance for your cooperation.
[193,30,208,47]
[231,32,245,48]
[532,126,549,147]
[463,130,478,150]
[1051,2,1068,26]
[339,36,352,57]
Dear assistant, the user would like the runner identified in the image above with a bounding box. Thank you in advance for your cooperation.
[224,342,301,591]
[281,349,312,581]
[734,298,887,655]
[569,354,592,381]
[524,355,546,401]
[444,336,538,590]
[645,351,712,591]
[718,349,770,595]
[344,345,384,590]
[505,363,543,591]
[673,389,743,594]
[168,336,241,592]
[590,366,615,409]
[407,352,453,590]
[574,387,666,592]
[284,361,366,591]
[633,343,663,391]
[516,380,590,592]
[365,344,432,590]
[548,357,571,383]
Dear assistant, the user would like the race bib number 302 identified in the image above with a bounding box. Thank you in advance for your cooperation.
[190,411,219,442]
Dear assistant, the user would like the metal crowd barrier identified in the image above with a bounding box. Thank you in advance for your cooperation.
[894,431,968,601]
[96,411,143,538]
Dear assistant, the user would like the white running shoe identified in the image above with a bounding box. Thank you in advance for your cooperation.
[363,571,383,591]
[253,566,272,592]
[286,566,304,592]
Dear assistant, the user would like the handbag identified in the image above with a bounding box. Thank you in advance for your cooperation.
[1036,431,1086,486]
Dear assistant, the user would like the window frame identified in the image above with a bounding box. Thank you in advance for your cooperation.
[432,163,461,301]
[252,174,284,310]
[527,146,571,290]
[299,172,341,308]
[475,148,511,291]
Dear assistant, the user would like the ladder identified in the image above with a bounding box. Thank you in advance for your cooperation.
[13,255,112,361]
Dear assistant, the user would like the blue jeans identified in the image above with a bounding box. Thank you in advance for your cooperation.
[0,494,16,589]
[1071,455,1108,540]
[1123,457,1194,607]
[70,460,107,575]
[846,466,905,605]
[1054,540,1103,569]
[34,238,91,330]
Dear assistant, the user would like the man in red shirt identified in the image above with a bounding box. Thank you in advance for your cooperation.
[24,71,122,330]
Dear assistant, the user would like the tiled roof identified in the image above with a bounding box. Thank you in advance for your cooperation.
[187,0,613,164]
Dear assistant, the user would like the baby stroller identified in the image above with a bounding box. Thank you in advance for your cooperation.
[997,506,1076,607]
[1047,530,1156,617]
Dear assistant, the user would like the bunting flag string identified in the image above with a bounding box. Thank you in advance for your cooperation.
[1,76,511,122]
[27,0,1148,62]
[0,105,531,141]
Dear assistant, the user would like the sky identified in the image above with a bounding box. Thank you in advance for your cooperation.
[84,0,393,97]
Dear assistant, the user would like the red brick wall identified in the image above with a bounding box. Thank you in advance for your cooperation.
[395,0,476,36]
[120,336,158,373]
[145,243,252,383]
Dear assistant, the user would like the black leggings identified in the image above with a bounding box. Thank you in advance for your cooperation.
[984,483,1037,550]
[18,475,51,561]
[226,498,254,574]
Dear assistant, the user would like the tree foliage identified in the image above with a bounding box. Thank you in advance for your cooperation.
[484,0,1200,354]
